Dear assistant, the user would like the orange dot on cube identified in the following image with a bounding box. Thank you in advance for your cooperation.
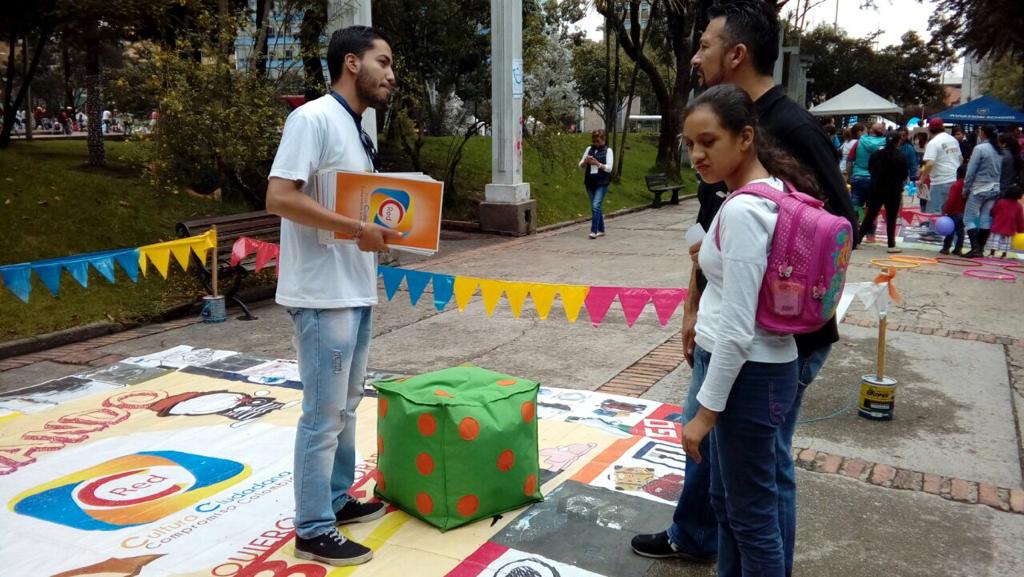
[457,494,479,517]
[416,492,433,515]
[497,449,515,472]
[379,398,388,418]
[418,413,437,437]
[377,436,384,456]
[524,474,537,496]
[497,379,517,386]
[416,452,435,475]
[521,401,535,423]
[376,471,386,492]
[435,389,454,398]
[459,417,480,440]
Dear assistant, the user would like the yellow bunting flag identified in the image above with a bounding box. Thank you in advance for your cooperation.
[140,246,172,278]
[558,285,589,323]
[527,284,558,320]
[478,279,504,317]
[503,281,529,319]
[170,244,193,271]
[453,276,479,311]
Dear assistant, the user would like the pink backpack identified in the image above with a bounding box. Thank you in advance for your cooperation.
[715,181,853,335]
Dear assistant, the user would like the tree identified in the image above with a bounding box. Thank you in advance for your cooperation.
[0,1,58,148]
[980,55,1024,109]
[930,0,1024,99]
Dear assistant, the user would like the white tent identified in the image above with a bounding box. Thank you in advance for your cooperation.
[808,84,903,116]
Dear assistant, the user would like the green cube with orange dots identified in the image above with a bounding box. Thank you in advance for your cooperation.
[372,366,542,531]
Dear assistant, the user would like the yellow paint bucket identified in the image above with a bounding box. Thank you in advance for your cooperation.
[857,374,897,421]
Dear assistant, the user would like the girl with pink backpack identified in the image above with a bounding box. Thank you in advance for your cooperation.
[680,84,851,577]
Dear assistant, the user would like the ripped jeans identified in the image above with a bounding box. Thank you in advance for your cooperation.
[288,306,373,539]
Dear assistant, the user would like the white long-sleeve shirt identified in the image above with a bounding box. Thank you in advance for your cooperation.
[579,146,614,174]
[695,177,798,412]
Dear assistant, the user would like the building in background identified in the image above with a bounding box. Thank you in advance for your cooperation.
[234,0,327,83]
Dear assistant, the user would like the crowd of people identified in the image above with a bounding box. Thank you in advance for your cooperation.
[2,105,154,136]
[833,115,1024,257]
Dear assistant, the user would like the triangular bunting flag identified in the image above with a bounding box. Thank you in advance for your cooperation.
[255,243,277,272]
[202,228,217,251]
[558,285,589,324]
[649,288,687,326]
[432,274,455,310]
[453,277,478,311]
[404,270,432,306]
[90,256,117,283]
[33,262,63,296]
[113,249,140,282]
[584,286,619,328]
[65,260,89,288]
[527,284,558,320]
[141,247,172,278]
[379,266,406,301]
[138,251,148,277]
[170,243,193,272]
[504,282,529,319]
[478,279,504,317]
[231,237,255,266]
[618,288,652,327]
[0,264,32,303]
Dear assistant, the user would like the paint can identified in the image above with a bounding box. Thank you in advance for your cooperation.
[200,295,227,323]
[857,374,897,421]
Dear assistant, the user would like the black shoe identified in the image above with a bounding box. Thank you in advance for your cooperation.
[938,248,950,255]
[335,499,386,525]
[295,528,372,566]
[630,531,716,563]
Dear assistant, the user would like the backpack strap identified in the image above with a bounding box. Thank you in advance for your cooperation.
[713,182,790,249]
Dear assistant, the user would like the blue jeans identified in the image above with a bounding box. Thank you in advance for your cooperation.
[926,181,953,215]
[709,357,799,577]
[850,176,871,209]
[288,306,373,539]
[667,346,717,558]
[669,343,832,575]
[586,185,607,233]
[964,186,999,231]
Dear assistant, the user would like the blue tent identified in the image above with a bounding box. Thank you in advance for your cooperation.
[934,95,1024,125]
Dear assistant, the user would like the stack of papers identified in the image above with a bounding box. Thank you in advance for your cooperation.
[313,170,445,255]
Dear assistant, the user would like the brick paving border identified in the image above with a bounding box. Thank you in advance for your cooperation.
[595,331,684,397]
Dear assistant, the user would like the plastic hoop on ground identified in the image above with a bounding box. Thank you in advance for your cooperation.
[935,256,976,267]
[889,255,938,265]
[869,258,919,269]
[973,257,1013,266]
[963,269,1015,281]
[1003,264,1024,275]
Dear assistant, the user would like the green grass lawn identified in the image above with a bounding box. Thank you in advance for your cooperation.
[0,140,251,341]
[409,132,695,226]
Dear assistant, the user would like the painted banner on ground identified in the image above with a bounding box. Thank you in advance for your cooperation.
[0,346,687,577]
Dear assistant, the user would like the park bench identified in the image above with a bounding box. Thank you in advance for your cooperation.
[176,210,281,320]
[645,173,684,208]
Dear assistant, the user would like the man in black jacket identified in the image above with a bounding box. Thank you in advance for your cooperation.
[630,1,858,574]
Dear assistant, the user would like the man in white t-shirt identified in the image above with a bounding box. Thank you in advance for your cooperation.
[266,26,400,567]
[918,117,963,238]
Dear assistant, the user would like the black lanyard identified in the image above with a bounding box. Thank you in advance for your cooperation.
[329,90,379,172]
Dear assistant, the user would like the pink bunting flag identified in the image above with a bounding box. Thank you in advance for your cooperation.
[584,286,618,328]
[649,288,688,326]
[618,288,652,327]
[230,237,257,266]
[255,242,279,272]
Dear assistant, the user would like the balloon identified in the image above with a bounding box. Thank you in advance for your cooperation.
[934,216,955,236]
[1012,233,1024,251]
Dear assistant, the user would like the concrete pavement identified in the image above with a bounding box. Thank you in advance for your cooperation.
[2,198,1023,575]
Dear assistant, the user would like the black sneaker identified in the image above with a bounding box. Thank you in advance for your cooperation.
[630,531,716,563]
[295,528,372,566]
[335,499,386,525]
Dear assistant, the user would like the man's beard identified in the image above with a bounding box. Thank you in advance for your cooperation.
[356,71,389,108]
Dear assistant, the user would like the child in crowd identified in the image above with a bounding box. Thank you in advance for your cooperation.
[987,185,1024,258]
[940,166,967,256]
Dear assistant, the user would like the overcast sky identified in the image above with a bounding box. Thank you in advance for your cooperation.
[576,0,956,72]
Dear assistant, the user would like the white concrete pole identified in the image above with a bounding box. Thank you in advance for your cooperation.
[485,0,530,203]
[327,0,378,147]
